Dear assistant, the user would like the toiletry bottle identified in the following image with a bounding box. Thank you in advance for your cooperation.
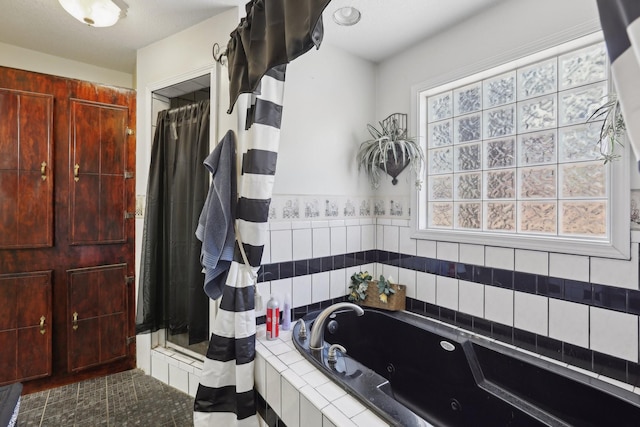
[266,295,279,340]
[282,293,291,331]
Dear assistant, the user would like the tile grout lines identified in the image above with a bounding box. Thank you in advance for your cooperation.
[105,375,110,427]
[37,390,50,427]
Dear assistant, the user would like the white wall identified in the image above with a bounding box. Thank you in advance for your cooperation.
[0,41,133,88]
[134,7,241,374]
[374,0,601,197]
[135,7,241,196]
[275,44,377,196]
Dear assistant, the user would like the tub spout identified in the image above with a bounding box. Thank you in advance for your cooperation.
[309,302,364,350]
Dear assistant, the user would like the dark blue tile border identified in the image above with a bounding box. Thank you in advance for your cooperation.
[258,249,640,316]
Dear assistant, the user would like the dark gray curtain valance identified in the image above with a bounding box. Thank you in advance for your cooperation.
[225,0,332,113]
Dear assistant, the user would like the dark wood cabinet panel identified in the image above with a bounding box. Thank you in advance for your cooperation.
[0,331,18,383]
[0,66,136,392]
[0,271,52,385]
[68,317,101,372]
[18,327,51,381]
[0,89,53,249]
[67,264,128,372]
[70,100,128,246]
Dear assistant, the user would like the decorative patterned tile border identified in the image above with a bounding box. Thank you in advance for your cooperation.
[269,195,410,221]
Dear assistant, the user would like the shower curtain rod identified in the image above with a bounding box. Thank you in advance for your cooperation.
[167,103,200,114]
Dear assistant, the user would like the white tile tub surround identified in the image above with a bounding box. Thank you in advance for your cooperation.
[590,244,639,289]
[485,246,514,270]
[330,269,347,299]
[399,226,416,256]
[282,371,305,427]
[548,299,590,348]
[484,287,514,326]
[346,225,362,253]
[271,278,293,303]
[514,292,548,336]
[398,268,417,299]
[458,280,485,318]
[459,243,485,266]
[437,241,459,262]
[256,281,271,317]
[312,227,331,258]
[361,224,376,251]
[435,276,459,311]
[254,325,391,427]
[383,225,400,253]
[590,307,639,362]
[293,228,313,260]
[416,272,437,304]
[266,356,286,417]
[150,347,204,398]
[312,272,331,303]
[549,253,589,282]
[293,276,312,307]
[376,224,384,251]
[330,225,347,255]
[380,264,399,283]
[514,249,549,275]
[169,363,189,394]
[300,394,324,427]
[417,240,437,258]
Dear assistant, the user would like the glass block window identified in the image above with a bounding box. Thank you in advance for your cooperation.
[415,34,629,258]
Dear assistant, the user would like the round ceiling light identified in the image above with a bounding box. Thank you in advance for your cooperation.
[58,0,123,27]
[332,6,361,26]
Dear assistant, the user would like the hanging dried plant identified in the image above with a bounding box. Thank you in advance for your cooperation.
[356,116,425,188]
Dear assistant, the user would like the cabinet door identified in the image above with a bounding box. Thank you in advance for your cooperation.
[69,100,128,245]
[67,264,128,372]
[0,89,53,248]
[0,271,52,385]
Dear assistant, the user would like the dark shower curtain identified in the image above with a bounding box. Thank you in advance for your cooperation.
[136,99,210,344]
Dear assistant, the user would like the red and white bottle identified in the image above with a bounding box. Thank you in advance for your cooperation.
[266,295,279,340]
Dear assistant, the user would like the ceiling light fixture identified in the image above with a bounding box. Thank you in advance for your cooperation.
[58,0,124,27]
[332,6,361,26]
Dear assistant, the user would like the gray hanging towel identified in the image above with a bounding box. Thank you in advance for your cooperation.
[196,129,237,299]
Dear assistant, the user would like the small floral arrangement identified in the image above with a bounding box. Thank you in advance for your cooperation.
[376,275,396,303]
[348,271,396,304]
[348,271,371,302]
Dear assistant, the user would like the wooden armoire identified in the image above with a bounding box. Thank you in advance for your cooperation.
[0,66,136,392]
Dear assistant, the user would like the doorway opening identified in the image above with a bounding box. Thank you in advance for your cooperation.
[152,74,211,357]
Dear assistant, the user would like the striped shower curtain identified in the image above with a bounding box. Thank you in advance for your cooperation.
[193,1,331,424]
[193,66,286,426]
[597,0,640,169]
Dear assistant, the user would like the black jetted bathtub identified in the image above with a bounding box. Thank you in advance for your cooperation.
[293,307,640,427]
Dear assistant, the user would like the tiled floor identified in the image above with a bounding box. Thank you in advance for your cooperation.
[16,369,194,427]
